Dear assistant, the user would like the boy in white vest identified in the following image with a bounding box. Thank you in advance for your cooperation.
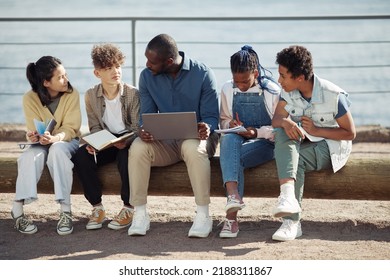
[271,45,356,241]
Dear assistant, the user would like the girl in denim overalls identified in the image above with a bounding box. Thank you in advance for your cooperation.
[219,45,280,238]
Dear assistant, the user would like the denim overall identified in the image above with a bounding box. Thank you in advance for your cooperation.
[220,87,275,198]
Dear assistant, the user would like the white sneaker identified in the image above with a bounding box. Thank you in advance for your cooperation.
[188,212,212,238]
[127,211,150,236]
[225,195,245,213]
[272,195,301,218]
[272,219,302,241]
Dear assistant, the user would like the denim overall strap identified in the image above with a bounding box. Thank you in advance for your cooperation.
[232,88,271,128]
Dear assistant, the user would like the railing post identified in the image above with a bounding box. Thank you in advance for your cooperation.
[131,19,137,86]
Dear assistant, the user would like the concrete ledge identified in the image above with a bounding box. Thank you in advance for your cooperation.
[1,156,389,200]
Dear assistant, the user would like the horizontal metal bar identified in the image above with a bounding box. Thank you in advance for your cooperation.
[1,64,390,70]
[1,40,390,46]
[0,15,389,22]
[2,90,388,96]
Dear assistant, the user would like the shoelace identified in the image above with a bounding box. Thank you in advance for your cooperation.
[59,212,72,228]
[217,219,236,233]
[222,219,235,231]
[115,208,131,220]
[132,213,147,226]
[277,195,289,205]
[279,220,295,231]
[227,195,244,207]
[91,207,103,219]
[16,215,32,230]
[227,194,239,203]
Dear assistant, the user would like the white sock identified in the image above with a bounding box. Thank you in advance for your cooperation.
[60,203,71,213]
[196,204,209,217]
[280,183,295,197]
[135,204,147,215]
[12,201,24,217]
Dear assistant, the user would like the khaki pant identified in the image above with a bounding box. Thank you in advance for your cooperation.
[129,134,218,206]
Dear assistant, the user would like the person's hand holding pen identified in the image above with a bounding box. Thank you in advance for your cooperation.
[86,145,98,164]
[229,112,243,128]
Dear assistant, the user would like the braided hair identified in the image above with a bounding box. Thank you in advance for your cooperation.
[230,45,280,95]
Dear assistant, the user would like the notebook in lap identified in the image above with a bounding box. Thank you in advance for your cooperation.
[142,112,199,140]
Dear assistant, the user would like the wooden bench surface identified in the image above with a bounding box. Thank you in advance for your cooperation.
[1,156,389,200]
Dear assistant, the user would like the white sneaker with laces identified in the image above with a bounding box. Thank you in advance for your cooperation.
[188,212,212,238]
[272,195,301,218]
[225,195,245,213]
[272,219,302,241]
[127,211,150,236]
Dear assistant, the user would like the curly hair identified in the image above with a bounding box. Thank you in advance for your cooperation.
[91,43,125,69]
[276,45,313,80]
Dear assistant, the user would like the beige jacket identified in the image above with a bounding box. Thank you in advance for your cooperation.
[22,89,81,141]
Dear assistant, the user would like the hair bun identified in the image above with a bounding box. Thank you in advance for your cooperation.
[241,45,253,51]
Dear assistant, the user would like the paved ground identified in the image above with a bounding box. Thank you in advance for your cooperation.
[0,125,389,262]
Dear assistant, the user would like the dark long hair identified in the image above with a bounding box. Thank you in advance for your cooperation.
[26,56,73,106]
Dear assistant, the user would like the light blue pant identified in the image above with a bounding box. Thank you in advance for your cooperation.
[219,133,274,198]
[274,128,332,221]
[15,139,79,206]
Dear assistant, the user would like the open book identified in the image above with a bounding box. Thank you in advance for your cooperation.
[33,118,57,135]
[214,126,247,134]
[17,118,57,148]
[82,129,134,151]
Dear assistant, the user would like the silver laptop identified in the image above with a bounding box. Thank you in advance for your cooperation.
[142,112,199,140]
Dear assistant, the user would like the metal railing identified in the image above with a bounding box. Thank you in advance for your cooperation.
[1,14,389,89]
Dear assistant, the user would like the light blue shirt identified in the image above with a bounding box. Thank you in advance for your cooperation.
[138,51,219,131]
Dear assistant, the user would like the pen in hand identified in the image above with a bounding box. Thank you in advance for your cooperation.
[93,150,97,164]
[236,112,243,126]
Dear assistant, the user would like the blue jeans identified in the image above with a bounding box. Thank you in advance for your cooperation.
[219,133,274,198]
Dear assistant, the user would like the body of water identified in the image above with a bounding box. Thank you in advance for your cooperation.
[1,0,389,127]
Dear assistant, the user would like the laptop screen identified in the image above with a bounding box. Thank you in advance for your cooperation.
[142,112,199,140]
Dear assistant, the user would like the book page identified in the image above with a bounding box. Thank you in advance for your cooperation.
[99,131,134,150]
[33,119,46,135]
[82,130,117,151]
[298,126,325,142]
[33,118,56,135]
[215,126,247,134]
[82,130,134,151]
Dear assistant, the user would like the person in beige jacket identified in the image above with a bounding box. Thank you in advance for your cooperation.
[11,56,81,236]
